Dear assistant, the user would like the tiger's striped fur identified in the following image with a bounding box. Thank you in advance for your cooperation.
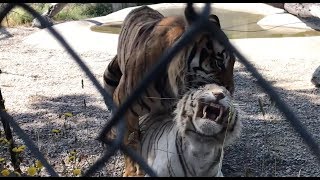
[103,5,236,176]
[140,84,241,177]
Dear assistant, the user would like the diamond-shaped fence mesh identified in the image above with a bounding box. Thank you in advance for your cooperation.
[0,3,319,177]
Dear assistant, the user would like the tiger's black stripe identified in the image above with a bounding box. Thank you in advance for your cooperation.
[129,107,139,117]
[107,57,121,77]
[168,158,175,176]
[218,111,238,135]
[187,44,197,71]
[176,132,196,176]
[154,74,172,107]
[104,77,119,87]
[205,149,222,174]
[154,120,172,151]
[145,89,155,103]
[175,133,187,176]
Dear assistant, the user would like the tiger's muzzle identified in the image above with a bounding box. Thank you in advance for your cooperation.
[196,92,230,125]
[191,84,234,137]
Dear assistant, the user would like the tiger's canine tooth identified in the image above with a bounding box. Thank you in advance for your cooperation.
[202,105,208,118]
[215,107,224,122]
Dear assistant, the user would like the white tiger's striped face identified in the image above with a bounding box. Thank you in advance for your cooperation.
[175,83,240,145]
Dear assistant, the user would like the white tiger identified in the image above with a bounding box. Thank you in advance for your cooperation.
[139,83,241,177]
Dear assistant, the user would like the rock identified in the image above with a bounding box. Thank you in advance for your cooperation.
[31,15,54,29]
[284,3,320,18]
[257,13,320,33]
[311,66,320,87]
[310,5,320,18]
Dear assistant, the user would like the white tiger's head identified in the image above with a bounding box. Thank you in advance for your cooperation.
[174,83,241,146]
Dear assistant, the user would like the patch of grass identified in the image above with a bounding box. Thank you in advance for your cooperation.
[1,3,50,27]
[0,113,92,177]
[1,3,113,27]
[53,4,112,21]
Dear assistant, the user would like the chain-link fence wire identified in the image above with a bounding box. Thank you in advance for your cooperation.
[0,2,320,177]
[0,89,21,173]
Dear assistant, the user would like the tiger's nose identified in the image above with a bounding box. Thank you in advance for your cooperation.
[212,92,225,102]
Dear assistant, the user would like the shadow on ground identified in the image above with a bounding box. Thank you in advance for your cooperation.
[3,94,123,176]
[0,27,13,41]
[2,65,319,177]
[223,65,320,177]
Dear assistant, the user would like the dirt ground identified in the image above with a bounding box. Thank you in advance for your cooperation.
[0,27,319,177]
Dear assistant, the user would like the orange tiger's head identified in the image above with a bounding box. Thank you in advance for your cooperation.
[164,5,236,97]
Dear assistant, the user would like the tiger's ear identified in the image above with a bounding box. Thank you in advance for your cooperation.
[184,4,221,28]
[208,14,221,28]
[184,3,198,25]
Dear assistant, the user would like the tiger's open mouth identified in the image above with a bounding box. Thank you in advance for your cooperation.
[196,101,227,124]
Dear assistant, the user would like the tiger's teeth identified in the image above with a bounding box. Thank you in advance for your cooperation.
[220,107,223,116]
[203,112,207,118]
[202,105,208,118]
[215,107,224,122]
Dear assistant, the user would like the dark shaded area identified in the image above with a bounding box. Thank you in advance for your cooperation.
[298,17,320,31]
[84,19,103,26]
[0,27,13,41]
[265,3,284,9]
[2,94,112,176]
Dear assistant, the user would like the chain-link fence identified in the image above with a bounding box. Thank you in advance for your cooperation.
[1,3,320,177]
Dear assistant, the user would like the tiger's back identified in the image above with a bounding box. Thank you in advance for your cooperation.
[104,6,188,115]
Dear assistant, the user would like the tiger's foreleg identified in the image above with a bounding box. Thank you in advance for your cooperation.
[103,55,122,140]
[122,112,144,177]
[103,55,121,102]
[113,82,145,177]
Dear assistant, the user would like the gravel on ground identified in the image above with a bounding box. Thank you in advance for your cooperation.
[0,27,319,177]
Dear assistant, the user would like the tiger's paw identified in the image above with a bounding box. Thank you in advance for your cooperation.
[122,163,145,177]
